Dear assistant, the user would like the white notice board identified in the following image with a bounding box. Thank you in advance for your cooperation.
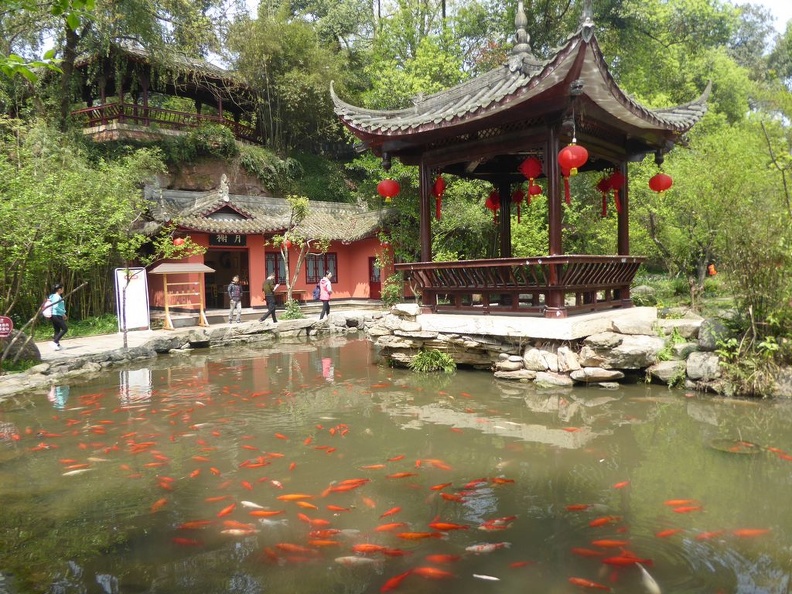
[115,267,150,332]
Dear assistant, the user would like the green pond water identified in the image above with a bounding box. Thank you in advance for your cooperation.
[0,337,791,594]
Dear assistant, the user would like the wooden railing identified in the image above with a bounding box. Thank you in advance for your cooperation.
[395,255,645,318]
[71,103,263,144]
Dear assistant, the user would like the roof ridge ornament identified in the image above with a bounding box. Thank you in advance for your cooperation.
[580,0,595,42]
[508,1,541,74]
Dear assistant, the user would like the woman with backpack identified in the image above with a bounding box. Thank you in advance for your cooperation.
[318,271,333,320]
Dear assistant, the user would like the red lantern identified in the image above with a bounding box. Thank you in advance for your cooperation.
[648,172,673,194]
[511,187,525,223]
[609,171,625,214]
[558,143,588,176]
[596,176,612,217]
[377,178,400,203]
[528,183,542,205]
[283,239,292,250]
[172,237,185,246]
[485,190,500,224]
[432,176,446,220]
[519,157,543,184]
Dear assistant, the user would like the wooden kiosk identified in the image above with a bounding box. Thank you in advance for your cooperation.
[148,263,215,330]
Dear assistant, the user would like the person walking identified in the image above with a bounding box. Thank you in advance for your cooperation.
[318,270,333,320]
[227,275,243,323]
[49,283,68,350]
[258,273,280,323]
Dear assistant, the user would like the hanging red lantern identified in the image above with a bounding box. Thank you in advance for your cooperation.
[485,190,500,224]
[648,172,673,194]
[519,157,543,184]
[528,183,542,206]
[609,171,625,214]
[432,176,446,220]
[172,237,185,247]
[511,186,525,223]
[283,239,292,250]
[377,178,401,203]
[558,143,589,176]
[596,176,612,218]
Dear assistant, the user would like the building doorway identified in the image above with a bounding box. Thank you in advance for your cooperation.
[204,249,250,308]
[369,257,381,300]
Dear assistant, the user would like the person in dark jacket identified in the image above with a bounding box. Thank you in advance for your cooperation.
[228,275,243,323]
[259,273,280,323]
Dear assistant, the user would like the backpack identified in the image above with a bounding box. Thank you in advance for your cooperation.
[312,284,321,301]
[41,297,53,319]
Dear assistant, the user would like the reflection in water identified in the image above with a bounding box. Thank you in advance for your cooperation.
[0,337,791,593]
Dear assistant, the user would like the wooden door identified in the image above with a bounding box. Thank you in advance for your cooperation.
[369,257,381,299]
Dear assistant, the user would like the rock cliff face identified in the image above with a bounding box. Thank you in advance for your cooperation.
[367,304,729,393]
[161,157,269,195]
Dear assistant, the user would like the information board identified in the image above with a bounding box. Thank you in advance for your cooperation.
[114,268,150,332]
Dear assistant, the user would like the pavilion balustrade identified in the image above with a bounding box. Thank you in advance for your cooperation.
[71,103,261,144]
[395,255,645,318]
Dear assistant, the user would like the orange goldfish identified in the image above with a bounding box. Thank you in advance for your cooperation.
[591,539,629,548]
[568,576,611,591]
[425,554,461,564]
[277,493,314,501]
[589,515,621,528]
[732,528,771,538]
[216,503,236,517]
[428,521,469,531]
[380,570,412,592]
[376,522,408,532]
[380,507,401,518]
[411,567,455,580]
[655,528,683,538]
[396,531,443,540]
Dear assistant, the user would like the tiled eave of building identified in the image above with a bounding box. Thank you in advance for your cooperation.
[145,188,389,242]
[332,29,708,144]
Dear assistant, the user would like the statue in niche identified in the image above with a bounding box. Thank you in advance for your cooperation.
[220,173,229,202]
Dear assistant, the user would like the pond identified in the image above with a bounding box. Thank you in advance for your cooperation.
[1,337,791,594]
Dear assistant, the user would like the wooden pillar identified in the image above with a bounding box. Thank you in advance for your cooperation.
[617,161,629,255]
[141,73,149,126]
[498,179,512,258]
[419,160,432,262]
[546,125,562,256]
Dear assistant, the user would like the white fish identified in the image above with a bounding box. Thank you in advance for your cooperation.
[220,528,259,536]
[473,574,500,581]
[637,563,661,594]
[86,457,109,462]
[465,542,511,554]
[334,556,381,567]
[257,518,288,527]
[62,468,93,476]
[240,500,267,509]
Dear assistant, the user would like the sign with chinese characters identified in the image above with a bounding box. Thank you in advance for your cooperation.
[114,268,150,332]
[0,316,12,338]
[209,234,246,247]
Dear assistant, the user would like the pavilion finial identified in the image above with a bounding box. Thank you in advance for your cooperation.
[580,0,595,41]
[511,1,532,56]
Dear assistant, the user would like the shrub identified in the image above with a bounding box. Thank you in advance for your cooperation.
[408,349,456,373]
[280,299,304,320]
[381,273,404,308]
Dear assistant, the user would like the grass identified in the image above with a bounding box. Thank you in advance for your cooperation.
[31,314,119,341]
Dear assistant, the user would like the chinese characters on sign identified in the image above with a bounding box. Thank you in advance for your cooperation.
[209,234,246,247]
[0,316,13,338]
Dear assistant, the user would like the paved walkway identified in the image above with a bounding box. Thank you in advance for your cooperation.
[36,328,176,363]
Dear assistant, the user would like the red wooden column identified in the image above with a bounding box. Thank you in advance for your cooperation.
[616,161,633,306]
[419,159,433,263]
[544,124,566,317]
[498,179,512,258]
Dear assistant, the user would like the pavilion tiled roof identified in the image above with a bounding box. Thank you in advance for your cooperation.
[332,6,709,150]
[144,187,389,241]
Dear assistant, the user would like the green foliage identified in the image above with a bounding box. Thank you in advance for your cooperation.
[280,299,304,320]
[715,335,780,397]
[161,124,239,164]
[408,348,456,374]
[380,273,404,308]
[290,151,352,203]
[238,144,302,195]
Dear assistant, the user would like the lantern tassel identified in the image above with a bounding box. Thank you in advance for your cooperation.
[436,196,442,221]
[614,190,622,214]
[563,176,571,205]
[601,194,607,218]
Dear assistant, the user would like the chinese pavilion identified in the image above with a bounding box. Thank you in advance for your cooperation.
[332,0,709,317]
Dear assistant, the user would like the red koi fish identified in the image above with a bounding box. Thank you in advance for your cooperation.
[277,493,314,501]
[602,555,653,567]
[216,503,236,517]
[664,499,698,507]
[411,567,455,580]
[440,493,464,502]
[566,504,591,512]
[673,505,703,513]
[589,516,621,528]
[387,472,418,479]
[376,522,408,532]
[352,543,388,554]
[295,501,318,510]
[150,498,168,513]
[430,482,453,491]
[326,505,351,512]
[612,481,630,489]
[360,464,386,470]
[429,521,469,531]
[591,539,629,548]
[387,455,405,462]
[381,571,412,593]
[396,531,443,540]
[425,554,461,564]
[568,576,611,591]
[249,510,285,517]
[732,528,771,538]
[178,520,214,530]
[380,506,401,518]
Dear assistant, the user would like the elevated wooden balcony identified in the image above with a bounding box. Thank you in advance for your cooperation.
[395,255,645,318]
[71,103,263,145]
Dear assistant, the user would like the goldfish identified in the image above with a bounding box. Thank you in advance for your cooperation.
[308,539,341,547]
[465,542,511,554]
[240,500,266,509]
[425,554,461,564]
[568,576,611,591]
[216,503,236,517]
[473,574,500,581]
[276,493,314,501]
[380,571,412,592]
[591,539,629,548]
[295,501,319,510]
[566,504,592,511]
[732,528,771,537]
[602,555,653,567]
[612,481,630,489]
[178,520,214,530]
[327,505,351,512]
[352,543,388,554]
[221,528,259,536]
[411,567,455,580]
[572,548,605,558]
[276,543,315,554]
[150,498,168,513]
[360,464,386,470]
[430,482,453,491]
[249,510,285,517]
[440,493,464,502]
[672,505,703,514]
[589,516,621,527]
[396,531,443,540]
[663,499,698,507]
[429,521,469,531]
[386,472,418,479]
[376,522,408,532]
[695,530,724,540]
[655,528,683,538]
[380,507,401,518]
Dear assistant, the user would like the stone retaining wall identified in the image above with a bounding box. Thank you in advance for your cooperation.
[368,304,726,392]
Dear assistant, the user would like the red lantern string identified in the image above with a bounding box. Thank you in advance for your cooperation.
[608,171,625,214]
[511,186,525,223]
[432,176,446,220]
[485,190,500,224]
[596,176,612,218]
